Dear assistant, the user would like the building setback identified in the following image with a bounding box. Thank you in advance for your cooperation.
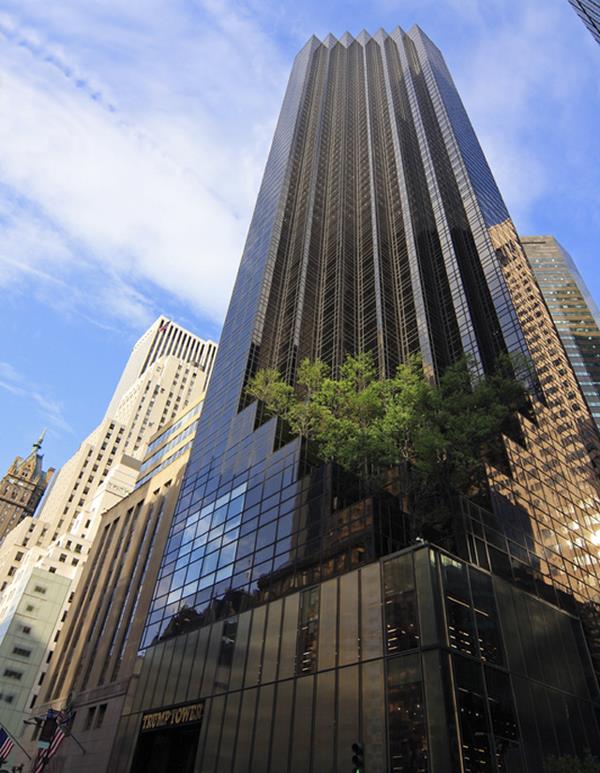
[522,235,600,433]
[0,435,54,544]
[569,0,600,44]
[41,27,600,772]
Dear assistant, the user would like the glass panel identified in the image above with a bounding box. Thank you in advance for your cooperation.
[318,578,338,671]
[270,680,294,773]
[245,606,267,687]
[200,694,226,773]
[290,675,314,773]
[484,666,521,771]
[251,683,275,770]
[360,563,383,661]
[216,691,241,773]
[452,655,493,772]
[387,653,428,773]
[337,664,360,773]
[441,554,470,604]
[262,599,283,683]
[232,688,258,773]
[296,586,320,675]
[362,659,387,773]
[383,554,419,654]
[446,598,477,657]
[470,569,504,665]
[339,571,359,665]
[313,670,336,771]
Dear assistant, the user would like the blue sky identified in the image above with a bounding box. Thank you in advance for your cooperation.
[0,0,599,475]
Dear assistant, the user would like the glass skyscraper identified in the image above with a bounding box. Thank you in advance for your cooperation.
[108,27,600,772]
[569,0,600,44]
[522,235,600,432]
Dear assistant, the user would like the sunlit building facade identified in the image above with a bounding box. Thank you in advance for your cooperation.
[19,400,205,773]
[107,27,600,772]
[522,235,600,432]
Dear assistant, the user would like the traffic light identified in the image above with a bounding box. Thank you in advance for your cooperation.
[352,741,364,772]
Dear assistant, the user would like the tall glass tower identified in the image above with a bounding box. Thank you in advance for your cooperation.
[522,235,600,432]
[109,28,600,773]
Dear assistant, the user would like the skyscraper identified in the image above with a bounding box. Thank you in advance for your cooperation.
[0,319,216,749]
[110,28,600,772]
[0,317,216,595]
[522,235,600,432]
[0,435,54,543]
[18,398,207,773]
[569,0,600,44]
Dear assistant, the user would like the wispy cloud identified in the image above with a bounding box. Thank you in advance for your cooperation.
[0,362,72,434]
[0,1,288,330]
[0,0,598,338]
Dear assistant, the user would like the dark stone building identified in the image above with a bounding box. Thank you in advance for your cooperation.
[77,26,600,771]
[0,433,54,545]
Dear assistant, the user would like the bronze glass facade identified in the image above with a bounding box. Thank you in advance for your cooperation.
[116,27,600,772]
[522,235,600,432]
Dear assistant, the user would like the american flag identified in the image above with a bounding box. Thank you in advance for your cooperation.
[32,709,73,773]
[0,726,14,760]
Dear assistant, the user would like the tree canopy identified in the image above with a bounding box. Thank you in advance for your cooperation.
[545,752,600,773]
[247,351,528,535]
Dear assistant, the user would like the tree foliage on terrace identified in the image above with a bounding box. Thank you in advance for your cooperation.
[545,752,600,773]
[247,351,528,524]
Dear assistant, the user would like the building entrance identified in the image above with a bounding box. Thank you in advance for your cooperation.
[130,723,199,773]
[130,701,204,773]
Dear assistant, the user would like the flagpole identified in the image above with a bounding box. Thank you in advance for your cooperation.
[66,731,86,755]
[0,723,31,760]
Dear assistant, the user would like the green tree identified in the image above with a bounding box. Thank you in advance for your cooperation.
[545,751,600,773]
[246,351,528,537]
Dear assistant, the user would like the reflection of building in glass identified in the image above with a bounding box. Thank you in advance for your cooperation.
[569,0,600,44]
[37,27,600,772]
[522,235,600,432]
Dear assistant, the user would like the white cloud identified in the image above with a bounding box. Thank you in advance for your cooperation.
[0,0,598,335]
[0,1,288,329]
[0,361,72,434]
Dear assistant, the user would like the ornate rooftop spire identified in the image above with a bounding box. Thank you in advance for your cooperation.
[32,429,46,452]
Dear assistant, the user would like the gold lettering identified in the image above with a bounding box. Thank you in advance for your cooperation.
[142,702,204,732]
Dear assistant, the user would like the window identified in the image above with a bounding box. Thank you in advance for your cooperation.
[95,704,107,729]
[15,551,23,561]
[388,654,428,771]
[33,585,47,595]
[296,587,319,675]
[3,669,22,680]
[12,646,31,657]
[84,707,96,730]
[383,554,420,654]
[25,604,34,613]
